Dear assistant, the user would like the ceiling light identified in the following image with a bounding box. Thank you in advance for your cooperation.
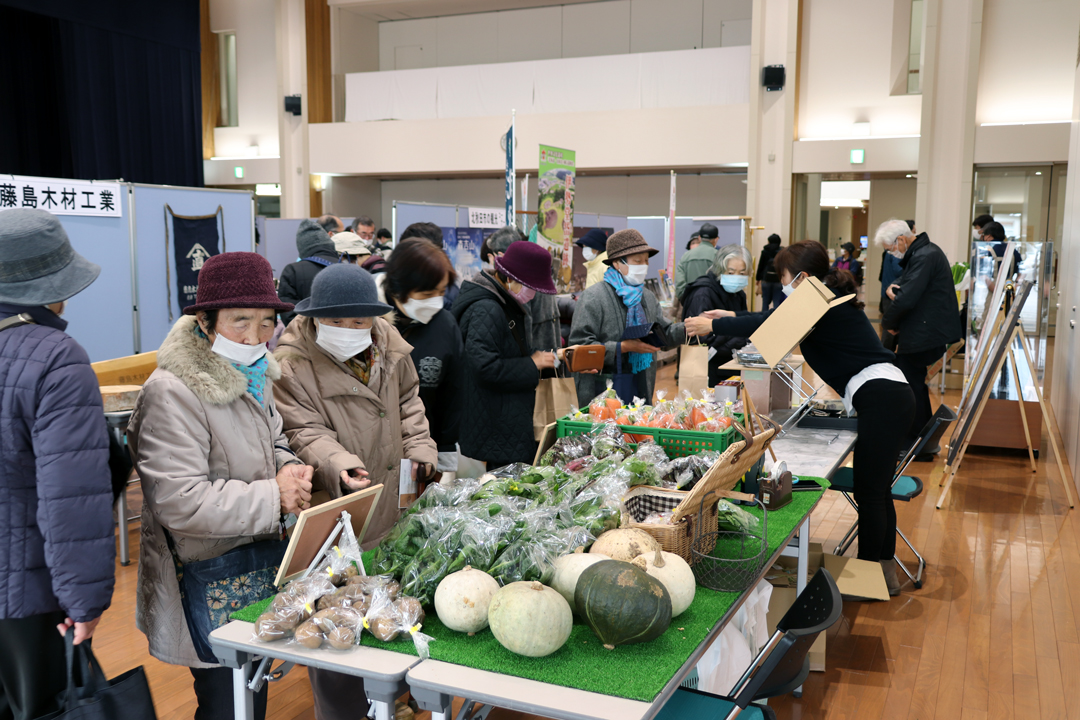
[906,174,913,178]
[1035,172,1042,175]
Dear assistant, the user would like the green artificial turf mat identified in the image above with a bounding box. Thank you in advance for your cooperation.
[232,481,826,702]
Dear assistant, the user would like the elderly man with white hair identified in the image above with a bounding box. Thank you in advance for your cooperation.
[875,218,960,457]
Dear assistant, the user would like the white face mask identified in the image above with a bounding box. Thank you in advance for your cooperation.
[582,247,597,262]
[781,272,804,297]
[211,333,268,366]
[316,322,373,363]
[401,296,443,324]
[972,228,981,241]
[622,263,649,286]
[890,249,905,260]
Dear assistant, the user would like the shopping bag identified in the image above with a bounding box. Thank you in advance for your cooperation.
[39,629,157,720]
[533,372,579,441]
[678,342,711,399]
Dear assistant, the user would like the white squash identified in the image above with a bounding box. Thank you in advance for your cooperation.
[434,566,500,635]
[550,551,609,612]
[488,581,572,657]
[632,549,696,617]
[590,528,661,563]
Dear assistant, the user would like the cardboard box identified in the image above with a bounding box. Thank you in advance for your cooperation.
[764,542,824,588]
[767,587,826,672]
[822,553,890,602]
[750,277,855,368]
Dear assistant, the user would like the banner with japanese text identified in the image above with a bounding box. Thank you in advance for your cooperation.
[0,176,122,217]
[166,205,223,320]
[537,145,576,291]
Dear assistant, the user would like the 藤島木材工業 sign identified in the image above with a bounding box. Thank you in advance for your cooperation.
[0,176,122,218]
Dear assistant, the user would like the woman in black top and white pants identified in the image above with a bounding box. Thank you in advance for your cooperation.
[686,241,914,596]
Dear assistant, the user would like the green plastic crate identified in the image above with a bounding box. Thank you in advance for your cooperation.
[556,417,737,458]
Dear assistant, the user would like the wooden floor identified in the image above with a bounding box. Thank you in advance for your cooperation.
[96,362,1080,720]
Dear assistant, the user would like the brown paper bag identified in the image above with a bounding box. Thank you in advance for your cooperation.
[678,342,711,400]
[534,375,579,441]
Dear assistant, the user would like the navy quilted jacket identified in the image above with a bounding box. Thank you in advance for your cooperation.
[451,274,540,466]
[0,304,114,622]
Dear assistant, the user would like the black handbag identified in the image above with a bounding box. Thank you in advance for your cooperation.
[37,630,157,720]
[165,530,289,664]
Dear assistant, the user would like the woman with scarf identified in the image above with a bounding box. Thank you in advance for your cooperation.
[569,229,687,406]
[127,252,313,720]
[681,243,753,386]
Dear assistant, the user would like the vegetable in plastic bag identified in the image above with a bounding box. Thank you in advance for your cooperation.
[588,380,623,421]
[717,499,761,534]
[538,434,592,467]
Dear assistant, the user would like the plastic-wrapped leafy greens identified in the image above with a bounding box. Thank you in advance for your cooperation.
[538,434,592,467]
[616,443,667,487]
[717,499,761,534]
[657,451,721,490]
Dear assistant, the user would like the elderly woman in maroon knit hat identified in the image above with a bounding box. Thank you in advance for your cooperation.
[127,252,313,720]
[451,240,591,468]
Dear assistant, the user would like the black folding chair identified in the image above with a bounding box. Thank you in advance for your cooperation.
[830,404,957,589]
[655,568,843,720]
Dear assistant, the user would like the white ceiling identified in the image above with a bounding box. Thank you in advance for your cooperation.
[331,0,600,22]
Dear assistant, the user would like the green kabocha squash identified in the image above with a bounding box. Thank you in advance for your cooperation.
[575,560,672,650]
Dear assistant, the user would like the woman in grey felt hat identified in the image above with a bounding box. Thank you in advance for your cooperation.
[273,263,437,720]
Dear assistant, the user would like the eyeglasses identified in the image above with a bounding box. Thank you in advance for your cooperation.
[357,231,375,240]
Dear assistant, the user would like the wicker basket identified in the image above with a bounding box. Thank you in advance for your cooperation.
[621,415,779,564]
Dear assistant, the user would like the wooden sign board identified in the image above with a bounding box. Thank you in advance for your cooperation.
[91,351,158,387]
[749,277,854,368]
[274,484,384,587]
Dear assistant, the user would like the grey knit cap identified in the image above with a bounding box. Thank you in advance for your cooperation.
[294,263,393,318]
[296,218,335,258]
[0,208,101,305]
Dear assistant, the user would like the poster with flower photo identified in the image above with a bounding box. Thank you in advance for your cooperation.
[537,145,576,291]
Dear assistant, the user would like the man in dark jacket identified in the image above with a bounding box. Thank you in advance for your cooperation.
[452,241,559,468]
[756,233,783,310]
[277,219,340,326]
[878,219,961,450]
[0,209,115,720]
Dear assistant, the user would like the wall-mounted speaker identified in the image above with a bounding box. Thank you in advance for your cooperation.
[762,65,785,92]
[284,95,302,116]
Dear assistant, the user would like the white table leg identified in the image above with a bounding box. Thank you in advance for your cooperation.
[115,485,129,566]
[796,517,810,596]
[233,663,255,720]
[795,517,810,697]
[430,713,448,720]
[373,700,391,720]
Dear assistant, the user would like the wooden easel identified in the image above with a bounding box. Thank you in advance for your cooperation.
[937,302,1074,509]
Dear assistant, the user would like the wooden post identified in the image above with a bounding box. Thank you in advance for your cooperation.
[1007,340,1037,473]
[1017,327,1075,508]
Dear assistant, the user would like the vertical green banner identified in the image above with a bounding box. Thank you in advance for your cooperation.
[537,145,576,290]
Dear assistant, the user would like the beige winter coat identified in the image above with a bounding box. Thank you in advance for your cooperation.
[274,317,437,546]
[127,316,298,668]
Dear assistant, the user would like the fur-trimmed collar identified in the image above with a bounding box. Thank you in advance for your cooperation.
[156,316,282,405]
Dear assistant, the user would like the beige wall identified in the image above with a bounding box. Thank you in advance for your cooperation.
[797,0,922,139]
[1049,60,1080,485]
[375,0,753,71]
[308,104,750,176]
[210,0,281,159]
[326,172,748,230]
[976,0,1080,125]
